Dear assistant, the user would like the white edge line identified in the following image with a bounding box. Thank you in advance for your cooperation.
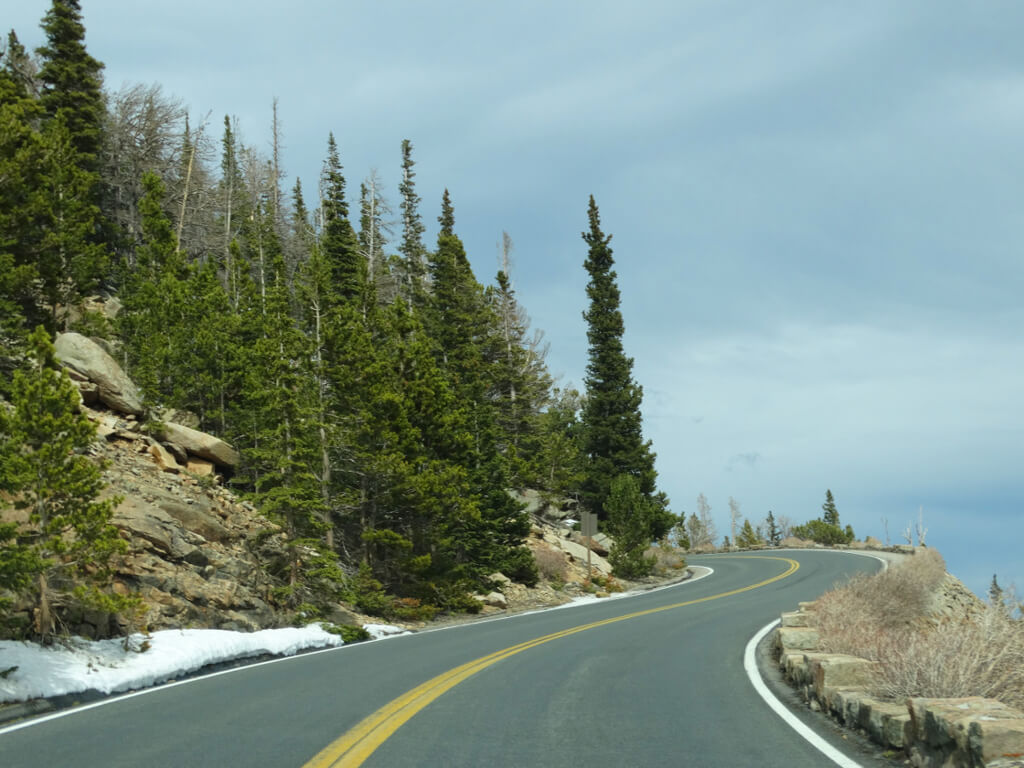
[744,620,864,768]
[741,549,892,768]
[0,566,716,735]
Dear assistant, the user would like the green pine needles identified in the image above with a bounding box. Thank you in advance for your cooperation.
[0,327,131,641]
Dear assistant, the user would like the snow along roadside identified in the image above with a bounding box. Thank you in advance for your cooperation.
[0,568,713,732]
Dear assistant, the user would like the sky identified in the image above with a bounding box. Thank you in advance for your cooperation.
[6,1,1022,597]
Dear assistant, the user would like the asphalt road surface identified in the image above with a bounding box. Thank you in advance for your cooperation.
[0,550,882,767]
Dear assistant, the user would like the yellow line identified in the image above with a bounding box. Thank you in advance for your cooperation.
[304,556,798,768]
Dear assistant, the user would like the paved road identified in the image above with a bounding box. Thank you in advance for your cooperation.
[0,551,881,767]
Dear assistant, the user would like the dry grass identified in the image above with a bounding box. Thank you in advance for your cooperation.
[814,549,1024,710]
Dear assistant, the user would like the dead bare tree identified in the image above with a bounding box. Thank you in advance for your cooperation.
[358,168,396,302]
[170,111,215,263]
[728,496,741,548]
[697,493,717,548]
[101,82,187,263]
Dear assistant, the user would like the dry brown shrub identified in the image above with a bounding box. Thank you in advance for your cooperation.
[814,549,1024,709]
[645,546,686,574]
[868,611,1024,709]
[533,546,568,583]
[779,536,812,548]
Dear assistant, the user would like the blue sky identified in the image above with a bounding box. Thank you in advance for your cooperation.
[8,1,1022,597]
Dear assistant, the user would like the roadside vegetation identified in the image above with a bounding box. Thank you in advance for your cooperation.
[813,549,1024,710]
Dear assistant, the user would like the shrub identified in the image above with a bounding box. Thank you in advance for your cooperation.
[534,547,568,584]
[790,519,852,546]
[645,546,686,574]
[813,550,1024,710]
[324,623,371,644]
[391,597,437,622]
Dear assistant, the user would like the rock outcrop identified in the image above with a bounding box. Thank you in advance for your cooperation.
[54,332,145,416]
[155,421,240,469]
[95,420,283,635]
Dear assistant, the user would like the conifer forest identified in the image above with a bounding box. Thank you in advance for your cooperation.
[0,1,672,630]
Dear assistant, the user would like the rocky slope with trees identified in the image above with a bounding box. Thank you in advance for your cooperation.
[1,2,676,643]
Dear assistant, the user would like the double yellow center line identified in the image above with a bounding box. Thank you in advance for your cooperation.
[305,556,799,768]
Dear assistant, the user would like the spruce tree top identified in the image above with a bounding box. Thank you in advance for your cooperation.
[37,0,105,166]
[822,489,839,526]
[438,189,454,237]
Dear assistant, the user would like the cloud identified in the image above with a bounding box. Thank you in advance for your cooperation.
[726,452,762,472]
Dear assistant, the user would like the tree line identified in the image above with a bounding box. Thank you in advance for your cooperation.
[1,1,672,634]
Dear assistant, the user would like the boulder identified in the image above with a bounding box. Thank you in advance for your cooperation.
[147,441,181,473]
[488,572,512,588]
[73,379,100,405]
[164,441,189,464]
[476,591,508,609]
[569,531,610,556]
[158,422,239,468]
[186,457,216,477]
[54,332,145,416]
[541,531,613,575]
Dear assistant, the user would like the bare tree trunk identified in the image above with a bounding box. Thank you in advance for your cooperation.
[177,134,196,251]
[36,572,52,640]
[271,97,283,232]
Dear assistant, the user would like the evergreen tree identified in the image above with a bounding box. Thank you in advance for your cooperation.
[319,134,365,307]
[579,197,669,536]
[0,327,125,641]
[989,575,1005,608]
[485,232,555,486]
[217,115,248,290]
[421,204,535,585]
[397,139,426,298]
[33,115,109,331]
[118,171,189,401]
[0,42,44,343]
[766,510,781,546]
[822,489,839,526]
[737,518,761,548]
[37,0,105,171]
[533,387,584,499]
[606,474,657,578]
[246,242,342,611]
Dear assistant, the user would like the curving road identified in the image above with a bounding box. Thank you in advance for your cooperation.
[0,551,881,767]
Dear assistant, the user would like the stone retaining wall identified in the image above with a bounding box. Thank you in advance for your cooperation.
[774,603,1024,768]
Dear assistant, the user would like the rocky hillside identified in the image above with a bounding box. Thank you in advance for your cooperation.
[3,332,644,639]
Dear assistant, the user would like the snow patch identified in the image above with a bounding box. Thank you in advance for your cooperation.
[0,623,409,704]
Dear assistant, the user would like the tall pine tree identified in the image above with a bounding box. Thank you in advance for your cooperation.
[579,197,670,537]
[319,134,365,308]
[37,0,105,171]
[397,139,426,300]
